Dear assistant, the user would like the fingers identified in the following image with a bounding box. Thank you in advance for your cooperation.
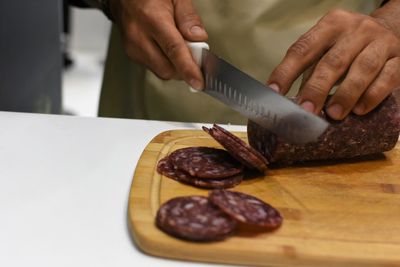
[297,34,370,114]
[174,0,208,41]
[137,4,202,89]
[268,19,339,95]
[353,57,400,115]
[141,39,178,80]
[272,9,400,120]
[326,41,389,119]
[150,16,204,89]
[123,24,177,80]
[118,0,204,88]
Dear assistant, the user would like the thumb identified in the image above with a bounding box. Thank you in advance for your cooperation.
[174,0,208,41]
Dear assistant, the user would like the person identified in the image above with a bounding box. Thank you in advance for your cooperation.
[94,0,400,124]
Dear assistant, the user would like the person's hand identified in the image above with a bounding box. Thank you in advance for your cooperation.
[109,0,207,89]
[268,9,400,120]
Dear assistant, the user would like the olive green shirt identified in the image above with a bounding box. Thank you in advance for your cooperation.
[99,0,378,124]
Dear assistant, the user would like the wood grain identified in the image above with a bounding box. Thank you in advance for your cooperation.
[128,130,400,267]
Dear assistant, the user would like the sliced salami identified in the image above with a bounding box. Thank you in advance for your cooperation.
[157,156,243,189]
[248,94,400,165]
[169,147,243,179]
[209,190,283,229]
[156,196,237,242]
[157,157,178,178]
[203,124,268,173]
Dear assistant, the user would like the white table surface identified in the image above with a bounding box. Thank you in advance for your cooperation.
[0,112,246,267]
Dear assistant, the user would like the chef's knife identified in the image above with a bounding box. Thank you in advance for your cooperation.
[187,42,329,144]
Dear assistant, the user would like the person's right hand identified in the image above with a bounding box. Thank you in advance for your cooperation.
[109,0,208,89]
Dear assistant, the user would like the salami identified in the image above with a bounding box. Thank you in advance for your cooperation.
[203,124,268,173]
[156,196,237,241]
[169,147,244,178]
[248,94,400,165]
[209,190,283,229]
[157,156,243,189]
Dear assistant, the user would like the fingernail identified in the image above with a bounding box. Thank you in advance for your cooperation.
[300,101,315,113]
[268,83,280,93]
[353,103,365,115]
[189,79,203,90]
[328,103,343,119]
[190,26,206,36]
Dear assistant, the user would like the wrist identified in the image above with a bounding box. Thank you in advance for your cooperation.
[371,0,400,38]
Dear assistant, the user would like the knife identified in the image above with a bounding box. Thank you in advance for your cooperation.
[187,42,329,144]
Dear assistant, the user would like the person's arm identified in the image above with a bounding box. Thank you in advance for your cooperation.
[268,0,400,120]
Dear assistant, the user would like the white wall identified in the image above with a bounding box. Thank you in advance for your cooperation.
[62,7,111,117]
[70,7,111,54]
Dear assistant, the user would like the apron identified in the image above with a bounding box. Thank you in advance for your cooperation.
[99,0,377,124]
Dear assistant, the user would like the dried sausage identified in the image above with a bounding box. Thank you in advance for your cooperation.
[169,147,244,178]
[156,196,237,241]
[203,124,268,173]
[209,190,283,229]
[248,94,400,165]
[157,156,243,189]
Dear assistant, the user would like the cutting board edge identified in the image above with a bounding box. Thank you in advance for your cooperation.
[127,130,400,267]
[128,216,400,267]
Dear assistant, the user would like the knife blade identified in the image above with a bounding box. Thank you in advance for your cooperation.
[188,42,329,144]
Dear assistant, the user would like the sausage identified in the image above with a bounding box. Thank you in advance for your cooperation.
[169,147,244,178]
[248,94,400,165]
[157,156,243,189]
[209,190,282,229]
[203,124,268,173]
[156,196,237,242]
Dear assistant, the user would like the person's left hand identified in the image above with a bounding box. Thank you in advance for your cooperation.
[268,9,400,120]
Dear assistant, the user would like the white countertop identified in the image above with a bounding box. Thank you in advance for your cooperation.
[0,112,246,267]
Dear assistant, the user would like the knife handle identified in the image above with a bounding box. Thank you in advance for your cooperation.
[187,42,209,92]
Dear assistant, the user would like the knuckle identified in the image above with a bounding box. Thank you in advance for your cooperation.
[331,93,358,112]
[385,58,400,80]
[325,9,349,21]
[312,68,331,82]
[145,13,161,28]
[271,65,290,81]
[303,82,327,97]
[358,56,380,74]
[347,78,365,91]
[287,32,314,58]
[386,35,400,52]
[338,89,358,103]
[164,41,183,59]
[363,88,381,104]
[123,22,140,42]
[358,17,379,31]
[378,70,397,88]
[139,5,164,27]
[140,5,156,20]
[322,50,346,70]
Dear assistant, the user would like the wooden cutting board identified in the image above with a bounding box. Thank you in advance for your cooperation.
[128,130,400,267]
